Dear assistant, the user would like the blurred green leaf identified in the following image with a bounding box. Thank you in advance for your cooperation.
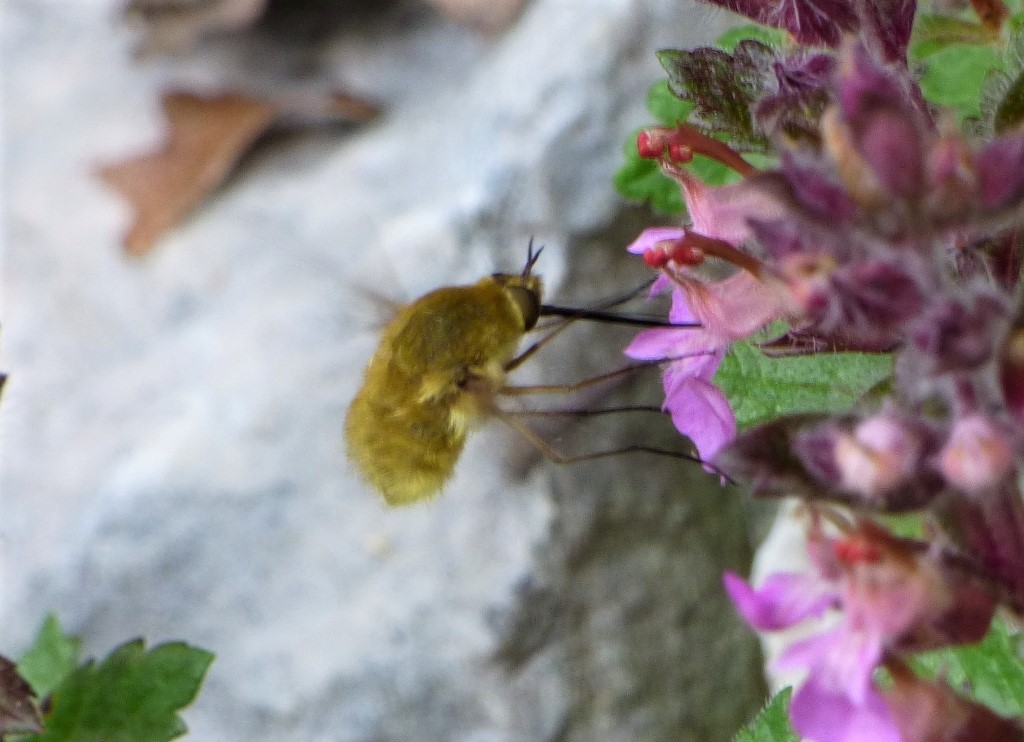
[920,43,1001,119]
[17,615,80,700]
[26,639,214,742]
[911,618,1024,718]
[646,79,693,125]
[715,342,894,429]
[733,688,798,742]
[910,14,997,58]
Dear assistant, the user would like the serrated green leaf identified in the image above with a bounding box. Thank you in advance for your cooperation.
[716,25,790,53]
[657,42,775,151]
[910,14,998,59]
[714,342,893,429]
[26,639,214,742]
[910,617,1024,717]
[920,43,1002,120]
[733,688,798,742]
[17,615,81,700]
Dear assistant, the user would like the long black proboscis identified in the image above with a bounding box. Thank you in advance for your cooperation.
[539,304,700,328]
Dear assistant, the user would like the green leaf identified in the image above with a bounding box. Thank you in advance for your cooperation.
[910,14,997,59]
[28,639,214,742]
[714,342,894,429]
[733,688,798,742]
[657,42,775,151]
[17,615,81,700]
[910,618,1024,717]
[920,43,1002,120]
[646,80,694,126]
[716,25,790,53]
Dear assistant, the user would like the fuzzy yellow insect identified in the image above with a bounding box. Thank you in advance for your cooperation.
[345,255,543,506]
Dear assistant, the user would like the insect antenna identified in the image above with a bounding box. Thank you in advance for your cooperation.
[522,237,544,277]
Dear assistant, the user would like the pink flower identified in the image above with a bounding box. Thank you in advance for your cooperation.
[626,125,790,461]
[624,278,735,460]
[624,228,787,460]
[724,522,996,742]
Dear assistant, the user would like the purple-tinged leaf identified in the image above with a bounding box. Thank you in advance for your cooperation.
[781,257,927,351]
[695,0,858,48]
[715,414,855,501]
[886,667,1024,742]
[835,43,931,201]
[908,291,1008,374]
[937,483,1024,612]
[856,0,917,63]
[754,52,836,144]
[657,41,775,151]
[0,656,43,736]
[777,155,860,223]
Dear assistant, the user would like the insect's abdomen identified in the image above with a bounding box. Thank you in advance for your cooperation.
[344,280,528,505]
[345,387,466,506]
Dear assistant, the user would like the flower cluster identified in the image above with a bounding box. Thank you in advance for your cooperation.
[621,0,1024,738]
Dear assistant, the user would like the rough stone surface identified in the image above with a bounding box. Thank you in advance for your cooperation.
[1,0,766,739]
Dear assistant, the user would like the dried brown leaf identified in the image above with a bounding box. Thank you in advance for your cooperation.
[425,0,527,33]
[96,90,379,256]
[97,92,277,256]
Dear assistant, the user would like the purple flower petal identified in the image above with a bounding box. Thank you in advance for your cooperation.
[777,626,882,704]
[696,0,858,48]
[625,227,685,254]
[723,571,837,631]
[978,132,1024,210]
[663,374,736,459]
[624,327,707,361]
[790,673,901,742]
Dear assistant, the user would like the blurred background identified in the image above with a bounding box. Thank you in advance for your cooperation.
[0,0,768,739]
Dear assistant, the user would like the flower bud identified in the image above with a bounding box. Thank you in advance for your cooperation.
[834,414,922,499]
[938,414,1014,494]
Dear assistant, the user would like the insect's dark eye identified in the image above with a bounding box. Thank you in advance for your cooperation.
[505,285,540,330]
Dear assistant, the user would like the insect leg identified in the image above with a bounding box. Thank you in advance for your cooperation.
[499,359,661,395]
[510,405,666,417]
[504,318,575,372]
[495,410,734,483]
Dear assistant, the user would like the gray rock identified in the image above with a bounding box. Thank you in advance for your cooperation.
[1,0,766,739]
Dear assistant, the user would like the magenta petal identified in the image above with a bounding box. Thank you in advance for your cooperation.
[777,627,882,705]
[663,375,736,459]
[625,227,686,255]
[790,674,901,742]
[723,571,837,632]
[684,177,786,247]
[624,327,704,361]
[668,287,698,325]
[679,270,787,340]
